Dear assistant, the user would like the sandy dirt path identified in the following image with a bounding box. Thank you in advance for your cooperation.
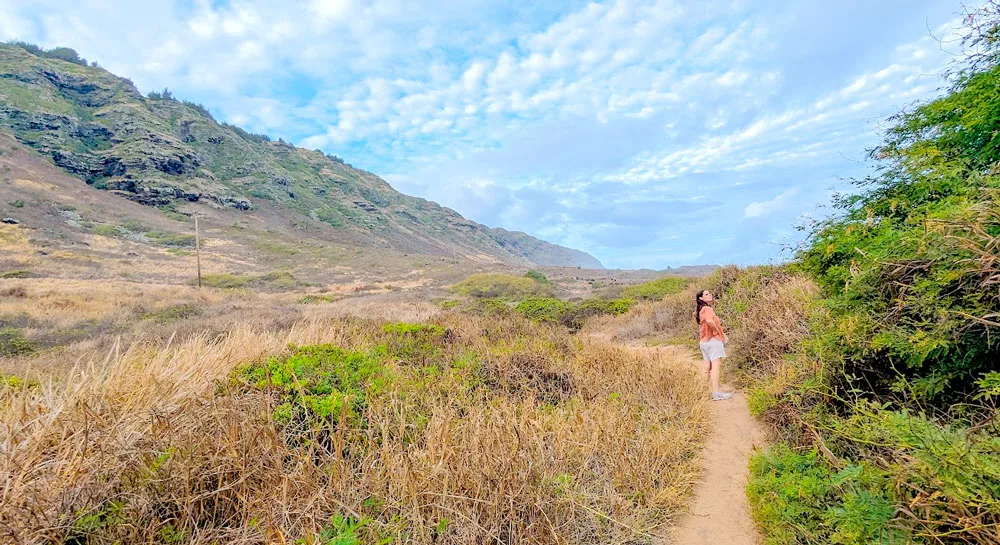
[666,374,766,544]
[594,338,766,544]
[624,344,766,545]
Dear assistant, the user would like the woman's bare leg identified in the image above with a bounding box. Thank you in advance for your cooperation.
[710,358,723,393]
[703,360,712,392]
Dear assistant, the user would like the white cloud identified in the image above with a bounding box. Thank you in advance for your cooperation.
[0,1,968,267]
[744,187,802,218]
[0,1,32,40]
[310,0,353,24]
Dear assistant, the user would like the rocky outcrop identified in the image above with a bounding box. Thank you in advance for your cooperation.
[205,193,252,211]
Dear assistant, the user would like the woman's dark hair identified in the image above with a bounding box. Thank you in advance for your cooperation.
[695,290,708,324]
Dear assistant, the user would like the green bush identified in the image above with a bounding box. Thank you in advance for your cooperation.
[793,25,1000,405]
[748,444,902,545]
[9,199,24,208]
[299,513,384,545]
[450,273,553,300]
[301,294,337,304]
[559,298,636,330]
[0,327,35,357]
[0,372,40,389]
[90,220,195,247]
[701,9,1000,545]
[469,297,512,316]
[511,297,635,328]
[146,230,195,247]
[515,297,569,323]
[524,270,550,284]
[9,41,89,66]
[382,322,448,362]
[256,271,302,290]
[140,304,200,323]
[577,297,634,316]
[199,273,252,289]
[621,276,689,300]
[234,344,391,427]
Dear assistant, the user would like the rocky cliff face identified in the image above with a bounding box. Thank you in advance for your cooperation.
[0,43,603,269]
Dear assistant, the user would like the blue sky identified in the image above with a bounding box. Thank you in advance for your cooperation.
[0,0,969,269]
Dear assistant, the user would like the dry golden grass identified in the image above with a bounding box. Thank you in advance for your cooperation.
[583,268,819,381]
[0,282,708,544]
[582,285,702,346]
[713,269,818,382]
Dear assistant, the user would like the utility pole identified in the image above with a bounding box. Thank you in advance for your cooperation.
[194,216,202,288]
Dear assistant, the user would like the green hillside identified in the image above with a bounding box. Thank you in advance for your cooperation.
[0,42,602,269]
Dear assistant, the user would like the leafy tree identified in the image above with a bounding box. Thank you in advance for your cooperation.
[148,88,175,101]
[795,2,1000,408]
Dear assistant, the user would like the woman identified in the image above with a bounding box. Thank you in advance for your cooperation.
[696,289,732,401]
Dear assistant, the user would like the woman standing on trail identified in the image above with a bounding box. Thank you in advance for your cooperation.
[696,289,732,401]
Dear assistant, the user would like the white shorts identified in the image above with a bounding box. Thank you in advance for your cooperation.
[699,339,727,361]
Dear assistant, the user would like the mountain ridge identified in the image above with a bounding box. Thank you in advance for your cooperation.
[0,42,603,269]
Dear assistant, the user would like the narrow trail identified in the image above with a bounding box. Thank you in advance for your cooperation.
[668,387,765,545]
[627,344,766,545]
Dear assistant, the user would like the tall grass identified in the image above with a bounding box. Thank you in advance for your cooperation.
[0,311,708,544]
[583,284,702,345]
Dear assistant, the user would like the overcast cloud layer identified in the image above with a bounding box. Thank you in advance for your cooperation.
[1,0,968,268]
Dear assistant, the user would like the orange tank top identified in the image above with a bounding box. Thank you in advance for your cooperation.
[698,306,725,342]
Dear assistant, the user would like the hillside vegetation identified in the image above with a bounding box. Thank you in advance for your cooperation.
[0,277,708,544]
[0,41,601,268]
[445,271,689,330]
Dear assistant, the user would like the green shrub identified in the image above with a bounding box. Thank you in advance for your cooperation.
[0,269,31,278]
[793,28,1000,405]
[577,297,634,316]
[0,372,40,389]
[748,444,902,545]
[140,303,200,323]
[298,513,383,545]
[66,501,127,544]
[622,276,689,300]
[9,41,89,66]
[9,199,24,208]
[469,297,512,316]
[382,322,448,362]
[199,273,252,289]
[146,230,195,247]
[450,273,553,300]
[234,344,391,427]
[515,297,569,323]
[0,327,35,357]
[301,294,337,304]
[90,224,120,238]
[90,220,195,247]
[382,323,446,337]
[256,270,302,290]
[156,524,186,545]
[524,270,550,284]
[560,298,631,330]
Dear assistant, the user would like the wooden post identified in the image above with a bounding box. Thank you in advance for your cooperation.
[194,216,202,288]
